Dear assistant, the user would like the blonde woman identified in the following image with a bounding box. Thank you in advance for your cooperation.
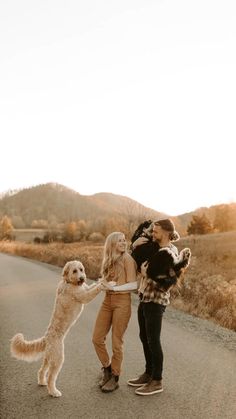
[92,232,137,393]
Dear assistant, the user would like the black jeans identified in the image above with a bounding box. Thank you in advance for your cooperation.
[138,301,166,381]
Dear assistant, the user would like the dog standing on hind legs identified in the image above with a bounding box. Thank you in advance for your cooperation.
[10,260,109,397]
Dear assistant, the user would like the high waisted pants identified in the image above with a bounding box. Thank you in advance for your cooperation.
[92,293,131,376]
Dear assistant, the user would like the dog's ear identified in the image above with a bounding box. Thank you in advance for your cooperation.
[144,223,153,237]
[62,262,70,281]
[131,220,153,243]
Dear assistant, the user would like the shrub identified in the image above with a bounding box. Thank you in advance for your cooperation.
[88,232,105,242]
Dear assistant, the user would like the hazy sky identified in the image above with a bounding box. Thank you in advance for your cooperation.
[1,0,235,215]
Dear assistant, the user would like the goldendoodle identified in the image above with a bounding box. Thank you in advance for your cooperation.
[10,260,108,397]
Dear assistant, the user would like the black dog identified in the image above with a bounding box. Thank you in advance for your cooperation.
[131,220,191,291]
[131,220,159,271]
[146,246,191,291]
[131,220,153,243]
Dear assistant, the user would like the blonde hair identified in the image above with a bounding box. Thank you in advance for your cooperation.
[101,232,126,281]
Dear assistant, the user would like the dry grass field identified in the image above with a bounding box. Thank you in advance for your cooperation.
[0,241,104,279]
[0,231,235,331]
[172,231,236,331]
[12,229,46,242]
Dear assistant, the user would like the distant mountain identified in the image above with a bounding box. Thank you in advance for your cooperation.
[1,183,235,235]
[0,183,166,228]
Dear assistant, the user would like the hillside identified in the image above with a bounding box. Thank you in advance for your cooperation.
[1,183,236,235]
[0,183,166,229]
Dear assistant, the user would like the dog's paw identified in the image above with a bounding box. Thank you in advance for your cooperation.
[182,248,191,260]
[38,380,47,386]
[49,389,62,397]
[99,279,115,291]
[38,371,47,386]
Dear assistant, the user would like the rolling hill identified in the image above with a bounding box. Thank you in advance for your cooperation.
[1,183,235,236]
[0,183,166,228]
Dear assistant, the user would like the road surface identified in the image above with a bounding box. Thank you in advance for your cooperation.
[0,253,235,419]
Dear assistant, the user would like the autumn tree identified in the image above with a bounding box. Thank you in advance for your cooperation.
[213,205,236,232]
[187,214,213,235]
[63,221,77,242]
[118,200,154,239]
[0,215,14,239]
[76,219,87,240]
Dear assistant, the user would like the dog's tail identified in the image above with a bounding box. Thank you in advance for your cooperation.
[10,333,46,362]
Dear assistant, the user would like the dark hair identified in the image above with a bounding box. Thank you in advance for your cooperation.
[154,219,180,242]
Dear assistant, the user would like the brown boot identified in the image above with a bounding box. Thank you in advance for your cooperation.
[99,366,112,388]
[101,374,119,392]
[135,379,163,396]
[127,372,151,387]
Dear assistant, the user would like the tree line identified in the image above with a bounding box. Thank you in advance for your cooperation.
[187,204,236,234]
[0,215,142,243]
[1,203,236,242]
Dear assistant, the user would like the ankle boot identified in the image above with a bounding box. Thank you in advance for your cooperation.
[101,374,119,392]
[99,365,112,388]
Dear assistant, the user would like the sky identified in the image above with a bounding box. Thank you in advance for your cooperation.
[0,0,235,216]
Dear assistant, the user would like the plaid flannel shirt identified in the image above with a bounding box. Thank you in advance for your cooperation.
[134,243,178,306]
[139,276,170,306]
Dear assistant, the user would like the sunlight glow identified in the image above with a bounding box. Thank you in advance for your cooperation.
[0,1,235,215]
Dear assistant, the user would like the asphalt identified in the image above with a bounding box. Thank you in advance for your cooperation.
[0,253,236,419]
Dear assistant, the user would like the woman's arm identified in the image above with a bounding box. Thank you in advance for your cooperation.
[112,281,138,291]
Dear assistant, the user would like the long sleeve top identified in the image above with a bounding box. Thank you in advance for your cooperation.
[106,252,137,294]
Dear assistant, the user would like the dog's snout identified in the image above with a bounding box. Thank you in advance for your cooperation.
[77,276,85,285]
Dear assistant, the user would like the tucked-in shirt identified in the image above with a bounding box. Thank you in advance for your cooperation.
[107,252,137,294]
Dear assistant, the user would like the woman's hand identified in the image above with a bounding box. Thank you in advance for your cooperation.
[99,278,116,291]
[107,281,117,288]
[141,261,148,276]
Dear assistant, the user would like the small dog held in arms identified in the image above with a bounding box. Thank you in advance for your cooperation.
[10,260,108,398]
[131,220,158,271]
[145,246,191,291]
[131,220,191,291]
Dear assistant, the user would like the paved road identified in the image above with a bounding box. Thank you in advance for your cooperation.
[0,253,236,419]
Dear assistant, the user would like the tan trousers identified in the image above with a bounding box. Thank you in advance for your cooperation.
[92,293,131,376]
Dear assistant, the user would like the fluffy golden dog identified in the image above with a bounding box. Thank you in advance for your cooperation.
[10,260,108,397]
